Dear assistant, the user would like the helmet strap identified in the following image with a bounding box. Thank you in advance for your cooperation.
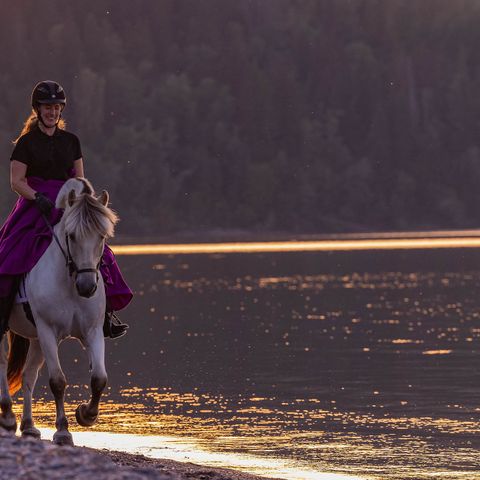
[35,105,63,129]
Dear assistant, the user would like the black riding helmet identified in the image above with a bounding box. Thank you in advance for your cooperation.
[31,80,66,108]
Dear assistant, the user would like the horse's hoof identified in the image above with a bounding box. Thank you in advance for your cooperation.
[21,426,41,439]
[0,413,17,433]
[75,403,97,427]
[53,430,74,446]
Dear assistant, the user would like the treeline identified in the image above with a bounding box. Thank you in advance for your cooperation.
[1,0,480,236]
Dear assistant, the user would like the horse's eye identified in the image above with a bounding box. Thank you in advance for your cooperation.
[69,234,76,242]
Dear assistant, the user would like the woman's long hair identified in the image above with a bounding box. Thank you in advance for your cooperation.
[13,109,66,144]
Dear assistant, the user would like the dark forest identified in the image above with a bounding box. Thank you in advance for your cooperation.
[1,0,480,237]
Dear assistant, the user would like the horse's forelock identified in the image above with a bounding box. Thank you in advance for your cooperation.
[64,193,118,239]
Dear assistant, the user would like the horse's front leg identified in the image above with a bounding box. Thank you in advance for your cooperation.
[76,327,107,427]
[37,326,73,446]
[0,334,16,432]
[20,339,44,439]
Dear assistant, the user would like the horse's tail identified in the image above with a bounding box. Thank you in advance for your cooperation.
[7,332,29,396]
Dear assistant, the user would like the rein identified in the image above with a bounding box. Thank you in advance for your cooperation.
[40,212,100,279]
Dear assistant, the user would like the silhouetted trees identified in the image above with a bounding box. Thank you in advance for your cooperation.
[1,0,480,236]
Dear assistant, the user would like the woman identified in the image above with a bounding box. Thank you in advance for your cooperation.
[0,80,132,338]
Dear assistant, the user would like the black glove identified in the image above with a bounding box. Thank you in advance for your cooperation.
[34,192,54,216]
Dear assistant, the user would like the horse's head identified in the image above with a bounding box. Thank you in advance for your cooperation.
[57,178,118,298]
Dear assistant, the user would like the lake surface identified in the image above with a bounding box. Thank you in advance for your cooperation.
[16,246,480,479]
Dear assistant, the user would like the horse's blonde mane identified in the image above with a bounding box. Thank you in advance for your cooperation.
[57,178,118,239]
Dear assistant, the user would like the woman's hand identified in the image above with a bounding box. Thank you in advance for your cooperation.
[34,192,54,215]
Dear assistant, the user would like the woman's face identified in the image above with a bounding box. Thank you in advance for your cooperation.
[38,103,63,128]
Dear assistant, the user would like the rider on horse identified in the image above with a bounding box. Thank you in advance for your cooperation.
[0,80,132,338]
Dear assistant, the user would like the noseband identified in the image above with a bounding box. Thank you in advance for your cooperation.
[65,233,101,280]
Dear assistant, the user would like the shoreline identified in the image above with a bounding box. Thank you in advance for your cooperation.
[92,446,283,480]
[0,428,283,480]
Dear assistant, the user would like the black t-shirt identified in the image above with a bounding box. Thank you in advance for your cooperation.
[10,126,83,180]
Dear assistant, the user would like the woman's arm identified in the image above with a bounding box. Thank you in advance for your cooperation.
[10,160,36,200]
[74,158,84,177]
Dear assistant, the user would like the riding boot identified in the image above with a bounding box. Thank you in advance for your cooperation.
[103,311,129,339]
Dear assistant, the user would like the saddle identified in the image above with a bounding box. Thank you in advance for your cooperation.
[14,276,36,326]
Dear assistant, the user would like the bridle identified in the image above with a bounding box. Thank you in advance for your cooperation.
[65,233,101,280]
[41,212,101,281]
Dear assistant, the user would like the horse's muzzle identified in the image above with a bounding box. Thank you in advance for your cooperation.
[75,274,98,298]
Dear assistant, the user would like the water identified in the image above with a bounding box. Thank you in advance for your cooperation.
[16,247,480,479]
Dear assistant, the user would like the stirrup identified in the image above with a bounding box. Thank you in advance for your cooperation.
[104,311,129,339]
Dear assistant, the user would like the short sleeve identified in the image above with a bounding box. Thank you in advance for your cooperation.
[10,135,30,165]
[72,134,82,160]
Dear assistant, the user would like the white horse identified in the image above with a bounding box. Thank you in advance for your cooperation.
[0,178,118,446]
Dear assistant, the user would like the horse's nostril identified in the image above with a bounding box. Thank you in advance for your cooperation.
[76,281,98,298]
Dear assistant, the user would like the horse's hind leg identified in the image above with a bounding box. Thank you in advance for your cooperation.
[37,327,73,446]
[20,339,44,439]
[76,328,107,427]
[0,335,16,432]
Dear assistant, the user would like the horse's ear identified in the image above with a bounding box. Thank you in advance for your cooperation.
[98,190,109,206]
[68,189,76,207]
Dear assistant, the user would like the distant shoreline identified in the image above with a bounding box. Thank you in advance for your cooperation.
[110,228,480,246]
[108,229,480,255]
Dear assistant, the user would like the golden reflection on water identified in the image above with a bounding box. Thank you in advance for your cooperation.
[422,349,453,355]
[111,235,480,255]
